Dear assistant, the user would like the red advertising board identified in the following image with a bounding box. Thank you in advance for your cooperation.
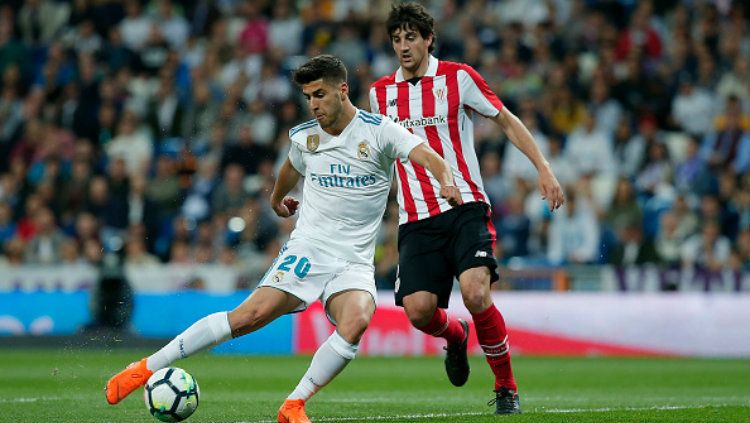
[292,292,749,357]
[293,301,666,356]
[294,302,481,355]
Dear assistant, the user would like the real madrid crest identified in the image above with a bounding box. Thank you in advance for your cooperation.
[306,134,320,152]
[357,141,370,160]
[272,271,285,284]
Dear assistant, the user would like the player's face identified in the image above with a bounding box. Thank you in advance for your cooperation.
[390,25,432,75]
[301,79,347,129]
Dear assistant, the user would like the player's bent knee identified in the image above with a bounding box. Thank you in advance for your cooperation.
[403,304,434,327]
[461,290,489,314]
[460,269,492,313]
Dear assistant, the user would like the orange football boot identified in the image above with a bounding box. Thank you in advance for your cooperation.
[277,399,311,423]
[105,358,152,404]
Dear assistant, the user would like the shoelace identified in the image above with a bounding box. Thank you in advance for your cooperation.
[488,392,518,408]
[488,396,514,408]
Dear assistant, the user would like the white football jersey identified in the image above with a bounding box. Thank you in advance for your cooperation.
[287,109,424,264]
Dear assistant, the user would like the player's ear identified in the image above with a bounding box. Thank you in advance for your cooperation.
[340,81,349,98]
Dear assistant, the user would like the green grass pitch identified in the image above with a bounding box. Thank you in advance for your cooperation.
[0,349,747,422]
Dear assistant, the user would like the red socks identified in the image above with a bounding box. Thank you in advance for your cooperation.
[471,304,517,391]
[416,308,465,345]
[416,306,517,391]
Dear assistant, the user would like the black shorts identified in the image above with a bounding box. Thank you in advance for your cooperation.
[396,201,499,308]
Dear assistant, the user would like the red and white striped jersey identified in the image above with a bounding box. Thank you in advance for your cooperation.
[369,55,504,224]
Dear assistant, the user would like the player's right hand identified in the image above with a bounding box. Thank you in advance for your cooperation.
[273,196,299,217]
[538,167,564,211]
[440,185,463,208]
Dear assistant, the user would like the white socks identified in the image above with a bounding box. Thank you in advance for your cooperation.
[288,331,359,401]
[145,313,359,403]
[146,312,232,371]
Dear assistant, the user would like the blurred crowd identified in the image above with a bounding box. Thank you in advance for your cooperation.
[0,0,748,289]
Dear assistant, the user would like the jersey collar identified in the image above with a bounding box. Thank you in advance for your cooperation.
[313,108,361,150]
[395,55,438,82]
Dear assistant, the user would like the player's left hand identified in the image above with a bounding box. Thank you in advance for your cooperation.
[272,196,299,217]
[440,185,463,207]
[539,168,564,211]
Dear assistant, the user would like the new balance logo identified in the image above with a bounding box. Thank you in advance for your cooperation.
[475,251,488,258]
[388,98,398,107]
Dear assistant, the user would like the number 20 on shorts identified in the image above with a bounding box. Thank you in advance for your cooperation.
[277,255,311,278]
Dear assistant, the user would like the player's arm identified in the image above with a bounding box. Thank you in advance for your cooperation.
[408,143,463,207]
[270,158,301,218]
[491,107,565,211]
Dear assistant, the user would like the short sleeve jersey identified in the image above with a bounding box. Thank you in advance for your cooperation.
[369,55,505,224]
[287,109,424,263]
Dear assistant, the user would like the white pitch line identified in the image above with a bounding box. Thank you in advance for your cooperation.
[0,398,40,404]
[236,404,745,423]
[0,396,64,404]
[539,404,716,413]
[238,412,486,423]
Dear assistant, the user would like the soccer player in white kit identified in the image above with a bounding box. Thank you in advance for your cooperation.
[104,54,462,423]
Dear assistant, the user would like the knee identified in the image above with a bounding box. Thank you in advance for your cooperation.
[228,306,270,337]
[461,289,489,314]
[337,313,371,344]
[403,300,436,328]
[460,272,492,313]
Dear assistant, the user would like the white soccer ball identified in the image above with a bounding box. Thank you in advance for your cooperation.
[144,367,200,422]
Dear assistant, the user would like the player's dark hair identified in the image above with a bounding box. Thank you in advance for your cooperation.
[387,2,436,53]
[292,54,348,86]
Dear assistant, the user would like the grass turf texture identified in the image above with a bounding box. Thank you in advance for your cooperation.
[0,349,747,422]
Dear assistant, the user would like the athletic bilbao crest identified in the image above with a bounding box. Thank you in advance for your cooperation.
[306,134,320,152]
[357,141,370,159]
[433,87,446,102]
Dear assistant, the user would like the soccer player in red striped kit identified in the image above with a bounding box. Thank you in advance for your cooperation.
[370,3,565,414]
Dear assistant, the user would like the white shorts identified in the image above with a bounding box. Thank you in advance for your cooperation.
[257,238,377,318]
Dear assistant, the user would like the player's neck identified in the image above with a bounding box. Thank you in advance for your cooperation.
[401,56,430,80]
[323,102,357,136]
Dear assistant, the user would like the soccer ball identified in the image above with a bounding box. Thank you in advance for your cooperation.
[144,367,200,422]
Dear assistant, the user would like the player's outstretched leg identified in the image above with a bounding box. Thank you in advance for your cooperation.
[105,311,231,404]
[279,290,373,423]
[403,293,470,386]
[106,287,298,405]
